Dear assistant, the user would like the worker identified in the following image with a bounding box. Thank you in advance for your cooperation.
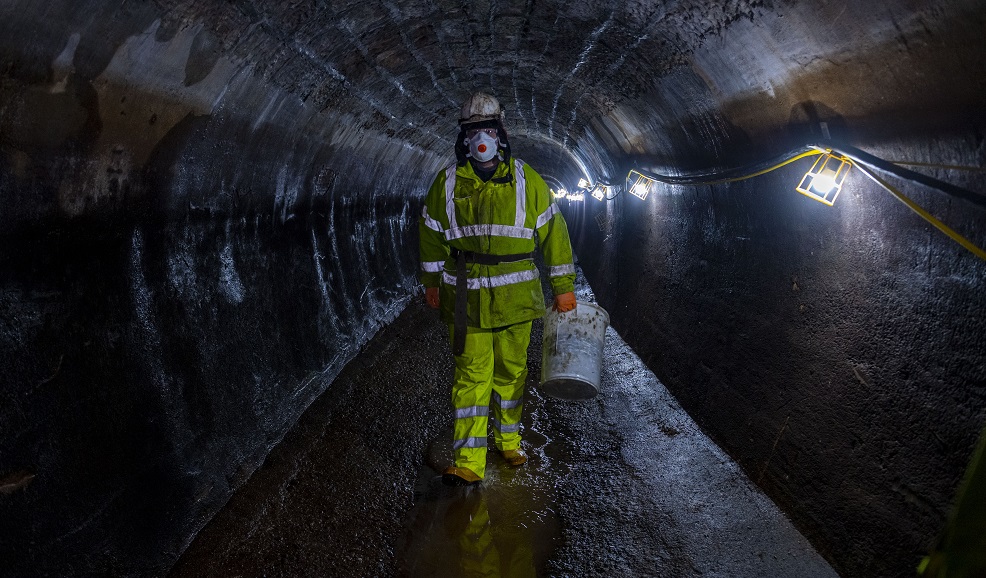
[419,92,577,486]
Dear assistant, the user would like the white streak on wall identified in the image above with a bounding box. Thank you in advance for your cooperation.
[219,241,244,304]
[50,33,80,94]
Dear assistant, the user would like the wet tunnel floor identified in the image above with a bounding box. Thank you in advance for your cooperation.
[170,284,839,577]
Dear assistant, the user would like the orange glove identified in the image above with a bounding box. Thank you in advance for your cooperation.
[425,287,440,309]
[552,291,576,313]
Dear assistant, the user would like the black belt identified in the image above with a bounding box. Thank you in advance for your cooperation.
[450,248,533,356]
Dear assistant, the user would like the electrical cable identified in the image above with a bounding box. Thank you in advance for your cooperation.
[634,147,824,187]
[823,142,986,210]
[617,140,986,260]
[852,163,986,261]
[631,141,986,210]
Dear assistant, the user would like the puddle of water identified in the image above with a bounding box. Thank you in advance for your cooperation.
[396,392,562,578]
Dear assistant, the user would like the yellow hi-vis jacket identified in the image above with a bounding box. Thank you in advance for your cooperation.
[419,158,576,328]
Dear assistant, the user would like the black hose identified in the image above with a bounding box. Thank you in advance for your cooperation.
[826,142,986,209]
[631,140,986,209]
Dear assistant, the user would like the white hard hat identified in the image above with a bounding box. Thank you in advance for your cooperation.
[459,92,504,125]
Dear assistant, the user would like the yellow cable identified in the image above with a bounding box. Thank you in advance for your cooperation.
[854,163,986,261]
[633,149,825,187]
[712,149,825,183]
[627,147,985,260]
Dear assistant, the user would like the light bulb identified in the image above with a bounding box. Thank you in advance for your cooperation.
[811,167,839,195]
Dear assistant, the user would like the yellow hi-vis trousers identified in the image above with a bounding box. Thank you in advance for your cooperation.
[450,321,532,479]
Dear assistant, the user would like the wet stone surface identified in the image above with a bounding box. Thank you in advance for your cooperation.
[168,297,454,577]
[173,284,837,577]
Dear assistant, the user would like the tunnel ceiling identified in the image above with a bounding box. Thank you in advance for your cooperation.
[127,0,983,181]
[2,0,982,188]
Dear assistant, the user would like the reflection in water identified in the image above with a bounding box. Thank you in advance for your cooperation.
[445,486,534,578]
[399,425,560,577]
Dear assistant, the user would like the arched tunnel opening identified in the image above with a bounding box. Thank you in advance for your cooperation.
[1,1,984,576]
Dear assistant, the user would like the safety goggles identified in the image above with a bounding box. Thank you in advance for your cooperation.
[465,127,498,139]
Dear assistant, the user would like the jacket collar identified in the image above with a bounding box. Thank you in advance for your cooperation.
[457,159,512,183]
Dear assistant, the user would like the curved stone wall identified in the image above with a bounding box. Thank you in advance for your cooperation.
[0,1,983,576]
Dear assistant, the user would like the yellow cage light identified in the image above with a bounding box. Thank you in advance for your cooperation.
[627,170,656,201]
[796,153,852,206]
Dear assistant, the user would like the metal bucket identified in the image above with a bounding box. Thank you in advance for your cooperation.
[539,301,610,400]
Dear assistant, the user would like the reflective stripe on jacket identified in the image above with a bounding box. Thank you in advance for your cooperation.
[419,158,576,328]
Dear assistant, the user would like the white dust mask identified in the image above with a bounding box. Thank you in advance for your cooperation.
[466,131,499,162]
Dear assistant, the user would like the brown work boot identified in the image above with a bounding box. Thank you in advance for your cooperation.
[442,466,482,486]
[498,448,527,467]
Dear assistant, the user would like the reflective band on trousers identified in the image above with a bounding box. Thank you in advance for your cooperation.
[442,268,539,290]
[492,391,523,409]
[455,405,489,419]
[422,260,445,273]
[549,263,575,277]
[491,418,521,433]
[453,436,487,449]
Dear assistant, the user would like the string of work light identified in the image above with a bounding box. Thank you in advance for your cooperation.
[570,141,986,261]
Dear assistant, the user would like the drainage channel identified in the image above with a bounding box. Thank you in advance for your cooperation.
[395,274,839,577]
[173,280,837,577]
[396,398,562,577]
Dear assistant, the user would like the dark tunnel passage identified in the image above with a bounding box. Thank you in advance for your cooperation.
[1,1,984,576]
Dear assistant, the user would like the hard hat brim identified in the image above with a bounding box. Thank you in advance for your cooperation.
[458,118,501,130]
[459,115,503,126]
